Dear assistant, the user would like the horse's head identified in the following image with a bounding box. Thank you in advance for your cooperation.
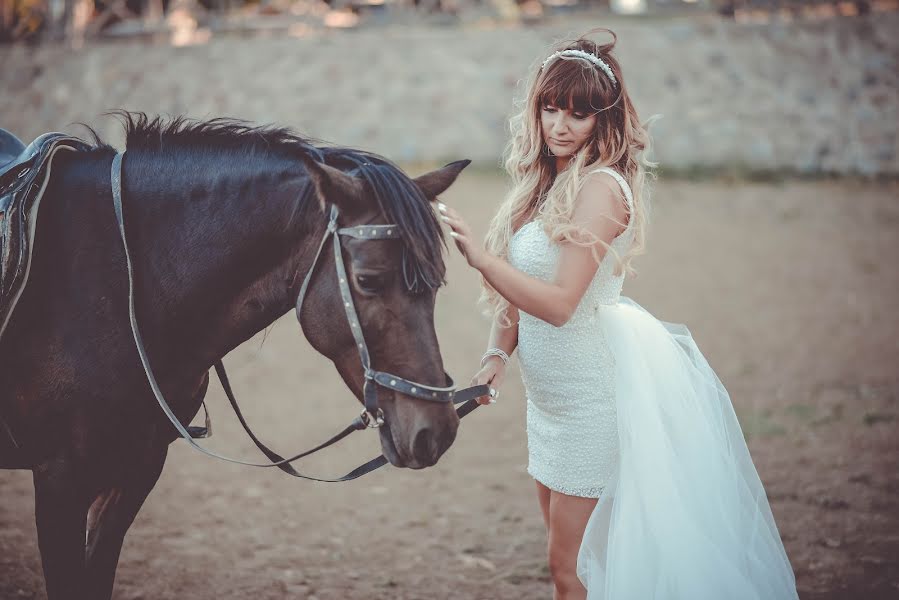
[297,155,469,469]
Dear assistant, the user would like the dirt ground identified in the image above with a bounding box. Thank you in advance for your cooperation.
[1,174,898,599]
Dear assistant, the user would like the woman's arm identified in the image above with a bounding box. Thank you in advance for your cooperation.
[441,173,628,327]
[470,306,519,404]
[486,305,519,358]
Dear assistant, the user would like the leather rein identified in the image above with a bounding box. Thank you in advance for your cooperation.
[110,152,488,482]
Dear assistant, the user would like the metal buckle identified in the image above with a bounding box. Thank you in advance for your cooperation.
[187,401,213,438]
[360,408,385,429]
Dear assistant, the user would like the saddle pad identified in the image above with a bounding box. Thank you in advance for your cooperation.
[0,133,92,342]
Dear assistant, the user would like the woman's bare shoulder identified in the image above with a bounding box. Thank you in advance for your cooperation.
[570,170,629,238]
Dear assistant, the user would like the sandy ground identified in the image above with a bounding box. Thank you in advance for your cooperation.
[1,174,898,599]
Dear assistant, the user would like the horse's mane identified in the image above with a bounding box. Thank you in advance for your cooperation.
[81,111,446,292]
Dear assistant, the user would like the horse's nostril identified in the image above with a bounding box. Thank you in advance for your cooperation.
[413,427,438,464]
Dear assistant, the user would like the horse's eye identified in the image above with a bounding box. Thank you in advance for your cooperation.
[355,273,385,293]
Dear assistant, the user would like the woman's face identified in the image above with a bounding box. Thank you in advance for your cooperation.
[540,102,597,158]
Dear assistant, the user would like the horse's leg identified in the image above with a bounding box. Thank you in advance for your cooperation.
[84,444,168,600]
[33,456,91,599]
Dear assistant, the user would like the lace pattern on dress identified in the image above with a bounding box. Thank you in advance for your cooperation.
[510,167,635,500]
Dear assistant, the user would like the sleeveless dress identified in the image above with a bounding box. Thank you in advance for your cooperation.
[509,167,634,498]
[508,167,799,599]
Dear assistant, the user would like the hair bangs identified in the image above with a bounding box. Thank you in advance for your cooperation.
[538,59,612,114]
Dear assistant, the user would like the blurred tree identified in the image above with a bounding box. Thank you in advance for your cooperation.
[0,0,49,41]
[0,0,884,43]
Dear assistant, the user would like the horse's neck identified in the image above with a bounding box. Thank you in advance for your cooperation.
[125,153,320,369]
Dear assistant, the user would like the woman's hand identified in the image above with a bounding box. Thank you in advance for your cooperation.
[437,202,489,270]
[471,356,507,405]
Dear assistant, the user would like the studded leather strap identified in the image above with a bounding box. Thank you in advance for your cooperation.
[113,152,490,481]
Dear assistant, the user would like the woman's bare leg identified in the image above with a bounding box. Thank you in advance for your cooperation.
[547,490,598,600]
[535,479,551,532]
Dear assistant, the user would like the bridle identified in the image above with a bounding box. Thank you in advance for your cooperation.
[110,152,488,481]
[295,203,461,429]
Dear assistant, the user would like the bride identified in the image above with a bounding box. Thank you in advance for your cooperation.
[437,29,799,600]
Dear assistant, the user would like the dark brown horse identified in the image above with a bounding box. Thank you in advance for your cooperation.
[0,113,469,599]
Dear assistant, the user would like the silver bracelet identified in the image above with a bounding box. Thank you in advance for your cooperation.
[480,348,510,367]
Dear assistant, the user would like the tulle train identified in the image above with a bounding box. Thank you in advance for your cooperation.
[576,298,798,600]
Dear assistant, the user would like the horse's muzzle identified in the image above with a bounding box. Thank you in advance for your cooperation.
[379,405,458,469]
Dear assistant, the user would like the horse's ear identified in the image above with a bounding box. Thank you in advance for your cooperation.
[300,155,366,214]
[413,160,471,201]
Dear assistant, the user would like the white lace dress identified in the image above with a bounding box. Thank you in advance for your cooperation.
[509,167,633,498]
[509,167,799,599]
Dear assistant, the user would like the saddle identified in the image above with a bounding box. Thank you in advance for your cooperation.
[0,128,92,342]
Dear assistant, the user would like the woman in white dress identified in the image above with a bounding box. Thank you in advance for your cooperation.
[437,30,799,600]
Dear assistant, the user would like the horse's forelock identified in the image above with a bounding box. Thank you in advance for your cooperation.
[319,150,447,294]
[363,162,447,293]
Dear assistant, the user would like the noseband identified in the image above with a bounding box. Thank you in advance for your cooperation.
[294,204,458,429]
[110,152,488,481]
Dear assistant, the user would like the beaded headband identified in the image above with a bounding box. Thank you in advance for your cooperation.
[541,49,618,87]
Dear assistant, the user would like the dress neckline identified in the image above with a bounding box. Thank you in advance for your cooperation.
[512,219,538,241]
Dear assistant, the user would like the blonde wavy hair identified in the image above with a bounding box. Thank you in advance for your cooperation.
[481,29,658,325]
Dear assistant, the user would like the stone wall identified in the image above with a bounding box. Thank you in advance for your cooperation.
[1,12,896,174]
